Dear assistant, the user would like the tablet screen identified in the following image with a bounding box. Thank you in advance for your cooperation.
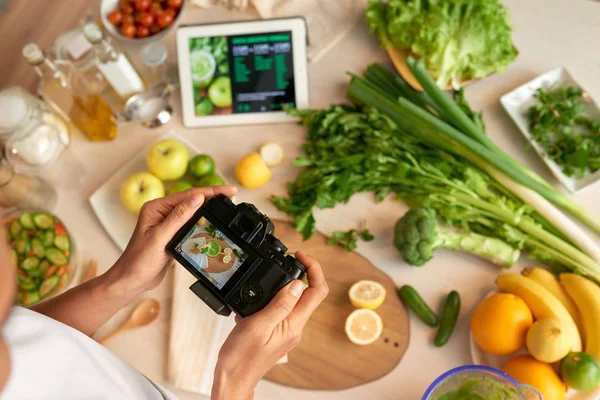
[188,31,296,117]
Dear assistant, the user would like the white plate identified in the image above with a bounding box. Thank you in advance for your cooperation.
[89,131,224,251]
[470,291,600,400]
[500,67,600,194]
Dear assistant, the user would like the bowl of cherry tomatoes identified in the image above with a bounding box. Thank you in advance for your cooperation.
[101,0,185,42]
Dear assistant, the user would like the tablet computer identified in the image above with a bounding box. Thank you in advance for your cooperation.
[176,18,309,128]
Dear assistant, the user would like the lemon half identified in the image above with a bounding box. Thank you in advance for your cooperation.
[348,280,386,310]
[345,309,383,345]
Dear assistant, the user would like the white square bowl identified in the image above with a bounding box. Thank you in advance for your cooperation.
[500,67,600,193]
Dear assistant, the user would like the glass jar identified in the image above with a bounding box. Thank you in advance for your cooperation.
[0,87,86,188]
[0,156,57,211]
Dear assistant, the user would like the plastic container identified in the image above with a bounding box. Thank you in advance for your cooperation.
[4,209,79,307]
[422,365,542,400]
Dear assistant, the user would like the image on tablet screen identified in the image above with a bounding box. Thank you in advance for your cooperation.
[188,32,296,117]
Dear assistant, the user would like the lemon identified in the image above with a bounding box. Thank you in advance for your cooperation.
[260,142,285,167]
[345,309,383,345]
[348,280,386,310]
[235,152,272,189]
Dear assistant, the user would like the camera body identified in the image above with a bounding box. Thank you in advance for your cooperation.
[167,195,306,317]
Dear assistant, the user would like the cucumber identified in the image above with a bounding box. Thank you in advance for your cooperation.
[18,275,37,291]
[31,238,45,258]
[54,235,70,251]
[33,213,54,229]
[19,212,35,230]
[398,285,439,327]
[39,260,50,275]
[39,276,60,298]
[44,247,68,266]
[20,256,40,271]
[9,248,18,267]
[14,237,30,256]
[27,269,42,278]
[22,291,40,306]
[42,231,55,247]
[434,291,461,347]
[9,219,21,239]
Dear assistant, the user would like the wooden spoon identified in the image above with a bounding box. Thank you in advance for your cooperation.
[100,299,161,345]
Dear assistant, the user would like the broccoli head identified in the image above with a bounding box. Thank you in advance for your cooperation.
[394,207,521,267]
[394,207,441,266]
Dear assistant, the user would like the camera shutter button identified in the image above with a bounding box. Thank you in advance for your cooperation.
[241,283,263,304]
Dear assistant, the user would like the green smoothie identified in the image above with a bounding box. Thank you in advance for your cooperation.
[190,51,216,89]
[433,378,521,400]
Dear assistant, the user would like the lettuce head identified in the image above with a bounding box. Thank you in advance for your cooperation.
[366,0,517,87]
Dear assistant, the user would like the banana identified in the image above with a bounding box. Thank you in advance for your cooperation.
[560,274,600,363]
[496,273,582,352]
[522,267,583,335]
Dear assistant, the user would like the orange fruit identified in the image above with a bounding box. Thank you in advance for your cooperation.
[471,293,533,355]
[503,355,566,400]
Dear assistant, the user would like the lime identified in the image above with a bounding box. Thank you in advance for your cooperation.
[195,97,214,116]
[188,154,216,179]
[560,352,600,391]
[168,181,194,195]
[197,174,226,187]
[203,240,221,257]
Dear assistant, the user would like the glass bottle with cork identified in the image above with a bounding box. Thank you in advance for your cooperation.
[22,43,117,142]
[82,23,146,102]
[53,26,126,113]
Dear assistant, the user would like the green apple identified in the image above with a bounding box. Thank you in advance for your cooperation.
[146,139,189,181]
[121,172,165,214]
[208,77,232,108]
[195,97,214,116]
[168,181,194,195]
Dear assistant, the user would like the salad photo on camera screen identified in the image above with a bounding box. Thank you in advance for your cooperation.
[175,217,247,289]
[188,31,296,117]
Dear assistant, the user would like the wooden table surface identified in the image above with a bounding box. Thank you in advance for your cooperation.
[1,1,600,400]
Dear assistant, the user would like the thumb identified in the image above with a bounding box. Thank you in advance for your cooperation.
[160,193,204,238]
[252,280,306,328]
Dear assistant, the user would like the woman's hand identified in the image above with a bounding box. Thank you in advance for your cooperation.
[212,251,329,400]
[107,186,237,299]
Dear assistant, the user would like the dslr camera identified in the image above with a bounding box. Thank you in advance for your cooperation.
[167,195,306,317]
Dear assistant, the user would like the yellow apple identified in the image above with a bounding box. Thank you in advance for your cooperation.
[146,139,189,181]
[121,172,165,214]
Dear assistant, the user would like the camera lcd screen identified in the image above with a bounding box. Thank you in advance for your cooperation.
[173,218,248,290]
[187,31,295,117]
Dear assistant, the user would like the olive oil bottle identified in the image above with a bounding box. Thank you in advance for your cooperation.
[23,43,117,141]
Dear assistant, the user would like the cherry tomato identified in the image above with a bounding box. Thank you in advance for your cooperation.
[120,23,136,38]
[136,25,150,38]
[149,2,163,16]
[149,24,161,35]
[163,7,176,18]
[122,13,135,25]
[157,11,174,28]
[139,12,154,27]
[107,9,123,25]
[134,0,151,11]
[120,0,131,7]
[120,4,134,14]
[167,0,183,8]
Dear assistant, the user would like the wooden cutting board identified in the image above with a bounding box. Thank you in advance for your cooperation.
[265,220,410,390]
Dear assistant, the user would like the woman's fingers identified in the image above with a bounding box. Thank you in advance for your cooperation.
[288,251,329,327]
[139,185,238,228]
[251,280,306,329]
